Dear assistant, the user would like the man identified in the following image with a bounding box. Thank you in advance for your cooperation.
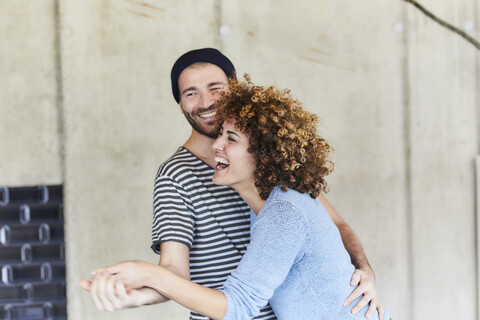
[82,48,384,320]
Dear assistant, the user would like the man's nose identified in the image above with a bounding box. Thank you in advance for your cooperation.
[199,90,215,108]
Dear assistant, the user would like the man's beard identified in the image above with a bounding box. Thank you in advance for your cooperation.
[183,108,218,139]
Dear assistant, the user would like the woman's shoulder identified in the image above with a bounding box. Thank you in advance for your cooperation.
[269,186,315,206]
[258,187,313,221]
[261,187,325,224]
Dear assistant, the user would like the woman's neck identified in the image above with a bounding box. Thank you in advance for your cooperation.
[236,183,266,215]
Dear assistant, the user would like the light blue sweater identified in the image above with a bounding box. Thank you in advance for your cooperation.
[221,187,390,320]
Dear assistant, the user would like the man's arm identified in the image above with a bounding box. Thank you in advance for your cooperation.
[318,194,370,269]
[80,241,190,311]
[317,193,384,320]
[142,241,192,304]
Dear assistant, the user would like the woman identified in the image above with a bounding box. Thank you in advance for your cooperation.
[83,77,390,320]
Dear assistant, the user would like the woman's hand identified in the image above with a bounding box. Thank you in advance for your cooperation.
[93,260,158,290]
[80,260,165,311]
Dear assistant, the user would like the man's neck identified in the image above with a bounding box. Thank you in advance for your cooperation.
[183,130,217,168]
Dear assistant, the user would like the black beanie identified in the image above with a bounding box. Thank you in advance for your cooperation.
[170,48,236,103]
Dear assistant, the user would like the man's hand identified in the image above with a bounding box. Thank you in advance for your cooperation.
[80,261,165,311]
[344,268,384,320]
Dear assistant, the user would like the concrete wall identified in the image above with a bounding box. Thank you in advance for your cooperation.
[1,0,478,319]
[0,0,62,186]
[406,1,479,318]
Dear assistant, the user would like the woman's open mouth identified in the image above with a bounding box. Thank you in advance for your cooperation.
[214,156,230,170]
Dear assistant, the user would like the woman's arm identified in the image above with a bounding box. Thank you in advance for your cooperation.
[99,260,228,320]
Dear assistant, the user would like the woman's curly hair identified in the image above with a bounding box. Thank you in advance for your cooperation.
[216,75,333,200]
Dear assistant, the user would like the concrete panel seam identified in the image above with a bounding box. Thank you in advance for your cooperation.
[474,3,480,315]
[53,0,66,186]
[475,0,480,159]
[477,156,480,320]
[401,3,415,319]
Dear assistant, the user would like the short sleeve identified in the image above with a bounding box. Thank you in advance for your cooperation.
[151,175,195,253]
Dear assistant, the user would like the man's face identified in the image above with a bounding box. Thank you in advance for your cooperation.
[177,63,229,138]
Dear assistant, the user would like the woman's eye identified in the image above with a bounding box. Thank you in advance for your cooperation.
[228,137,236,142]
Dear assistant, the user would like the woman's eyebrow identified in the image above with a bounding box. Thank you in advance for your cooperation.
[226,130,240,137]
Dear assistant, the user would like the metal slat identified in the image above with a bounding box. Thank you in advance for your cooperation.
[0,184,66,319]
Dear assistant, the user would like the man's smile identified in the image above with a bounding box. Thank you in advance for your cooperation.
[198,110,217,119]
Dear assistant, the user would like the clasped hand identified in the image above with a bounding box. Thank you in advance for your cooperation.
[80,260,160,312]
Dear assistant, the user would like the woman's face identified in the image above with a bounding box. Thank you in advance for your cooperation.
[212,119,256,191]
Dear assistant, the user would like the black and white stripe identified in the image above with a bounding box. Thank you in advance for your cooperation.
[152,147,276,320]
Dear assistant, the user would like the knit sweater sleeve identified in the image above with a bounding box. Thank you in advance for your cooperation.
[221,200,306,319]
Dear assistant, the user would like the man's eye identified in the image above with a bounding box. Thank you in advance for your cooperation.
[185,92,196,97]
[228,137,236,142]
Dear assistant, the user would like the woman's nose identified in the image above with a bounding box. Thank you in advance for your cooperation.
[212,137,224,152]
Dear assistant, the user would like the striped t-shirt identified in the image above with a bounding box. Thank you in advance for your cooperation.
[151,147,276,320]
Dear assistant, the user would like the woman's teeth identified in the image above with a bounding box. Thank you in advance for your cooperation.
[215,156,230,169]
